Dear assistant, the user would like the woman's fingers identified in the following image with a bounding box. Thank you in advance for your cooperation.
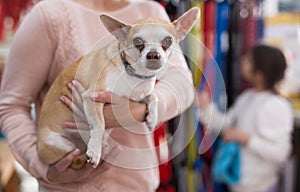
[68,80,85,112]
[91,91,125,104]
[62,122,77,129]
[60,80,89,130]
[67,83,83,111]
[55,148,81,172]
[62,80,86,114]
[63,121,90,130]
[60,95,86,121]
[72,80,86,93]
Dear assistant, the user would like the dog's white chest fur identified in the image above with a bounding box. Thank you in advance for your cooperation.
[104,70,156,101]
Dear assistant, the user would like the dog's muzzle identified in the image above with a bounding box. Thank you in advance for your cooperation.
[145,60,162,70]
[146,51,162,70]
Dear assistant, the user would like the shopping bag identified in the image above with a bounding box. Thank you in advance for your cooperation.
[211,140,240,185]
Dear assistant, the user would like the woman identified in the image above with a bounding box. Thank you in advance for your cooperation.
[0,0,194,191]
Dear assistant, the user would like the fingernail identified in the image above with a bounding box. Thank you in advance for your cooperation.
[73,148,81,155]
[62,122,69,127]
[72,80,77,86]
[67,83,73,89]
[60,96,65,102]
[91,92,99,99]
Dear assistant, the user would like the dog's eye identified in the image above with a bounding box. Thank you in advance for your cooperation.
[161,36,173,50]
[133,37,145,52]
[133,37,143,46]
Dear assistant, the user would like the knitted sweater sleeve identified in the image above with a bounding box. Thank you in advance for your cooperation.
[0,3,56,181]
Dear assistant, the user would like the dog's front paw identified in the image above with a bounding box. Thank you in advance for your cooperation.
[86,137,103,168]
[86,148,101,168]
[145,94,159,130]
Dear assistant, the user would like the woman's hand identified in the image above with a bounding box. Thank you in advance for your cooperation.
[46,146,121,184]
[222,128,250,145]
[197,91,211,109]
[61,80,147,129]
[91,91,147,128]
[48,80,146,183]
[47,80,123,184]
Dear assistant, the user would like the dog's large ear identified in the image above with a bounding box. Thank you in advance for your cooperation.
[172,7,200,41]
[100,14,131,41]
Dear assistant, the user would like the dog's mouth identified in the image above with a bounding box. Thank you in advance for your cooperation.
[145,60,162,70]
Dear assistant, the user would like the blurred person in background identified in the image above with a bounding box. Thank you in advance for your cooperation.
[198,44,293,192]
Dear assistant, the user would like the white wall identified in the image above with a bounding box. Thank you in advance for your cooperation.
[263,0,279,17]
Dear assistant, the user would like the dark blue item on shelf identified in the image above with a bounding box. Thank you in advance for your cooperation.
[0,132,5,139]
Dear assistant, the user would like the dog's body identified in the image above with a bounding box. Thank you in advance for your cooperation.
[37,41,157,167]
[37,8,199,168]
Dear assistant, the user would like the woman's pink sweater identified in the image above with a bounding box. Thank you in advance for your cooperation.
[0,0,194,191]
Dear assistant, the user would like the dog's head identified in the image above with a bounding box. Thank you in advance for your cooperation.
[100,7,200,78]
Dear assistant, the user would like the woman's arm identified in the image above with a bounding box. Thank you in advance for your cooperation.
[0,4,55,180]
[0,3,120,183]
[61,81,147,129]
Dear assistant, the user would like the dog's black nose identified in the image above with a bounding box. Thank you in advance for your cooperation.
[146,51,160,60]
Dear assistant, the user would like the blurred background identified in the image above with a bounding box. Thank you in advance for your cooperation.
[1,0,300,192]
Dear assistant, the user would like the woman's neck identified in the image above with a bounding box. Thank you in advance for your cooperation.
[72,0,129,12]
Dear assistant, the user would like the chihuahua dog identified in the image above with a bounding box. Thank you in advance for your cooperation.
[37,7,199,169]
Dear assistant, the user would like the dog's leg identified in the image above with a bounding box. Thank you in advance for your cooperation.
[81,91,106,168]
[145,93,159,130]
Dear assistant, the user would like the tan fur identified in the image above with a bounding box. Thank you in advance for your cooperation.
[135,18,173,26]
[37,7,200,169]
[0,58,5,79]
[37,42,120,167]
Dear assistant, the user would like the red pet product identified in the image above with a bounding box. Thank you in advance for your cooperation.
[154,122,175,192]
[0,0,36,41]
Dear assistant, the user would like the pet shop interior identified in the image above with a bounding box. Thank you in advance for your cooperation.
[1,0,300,191]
